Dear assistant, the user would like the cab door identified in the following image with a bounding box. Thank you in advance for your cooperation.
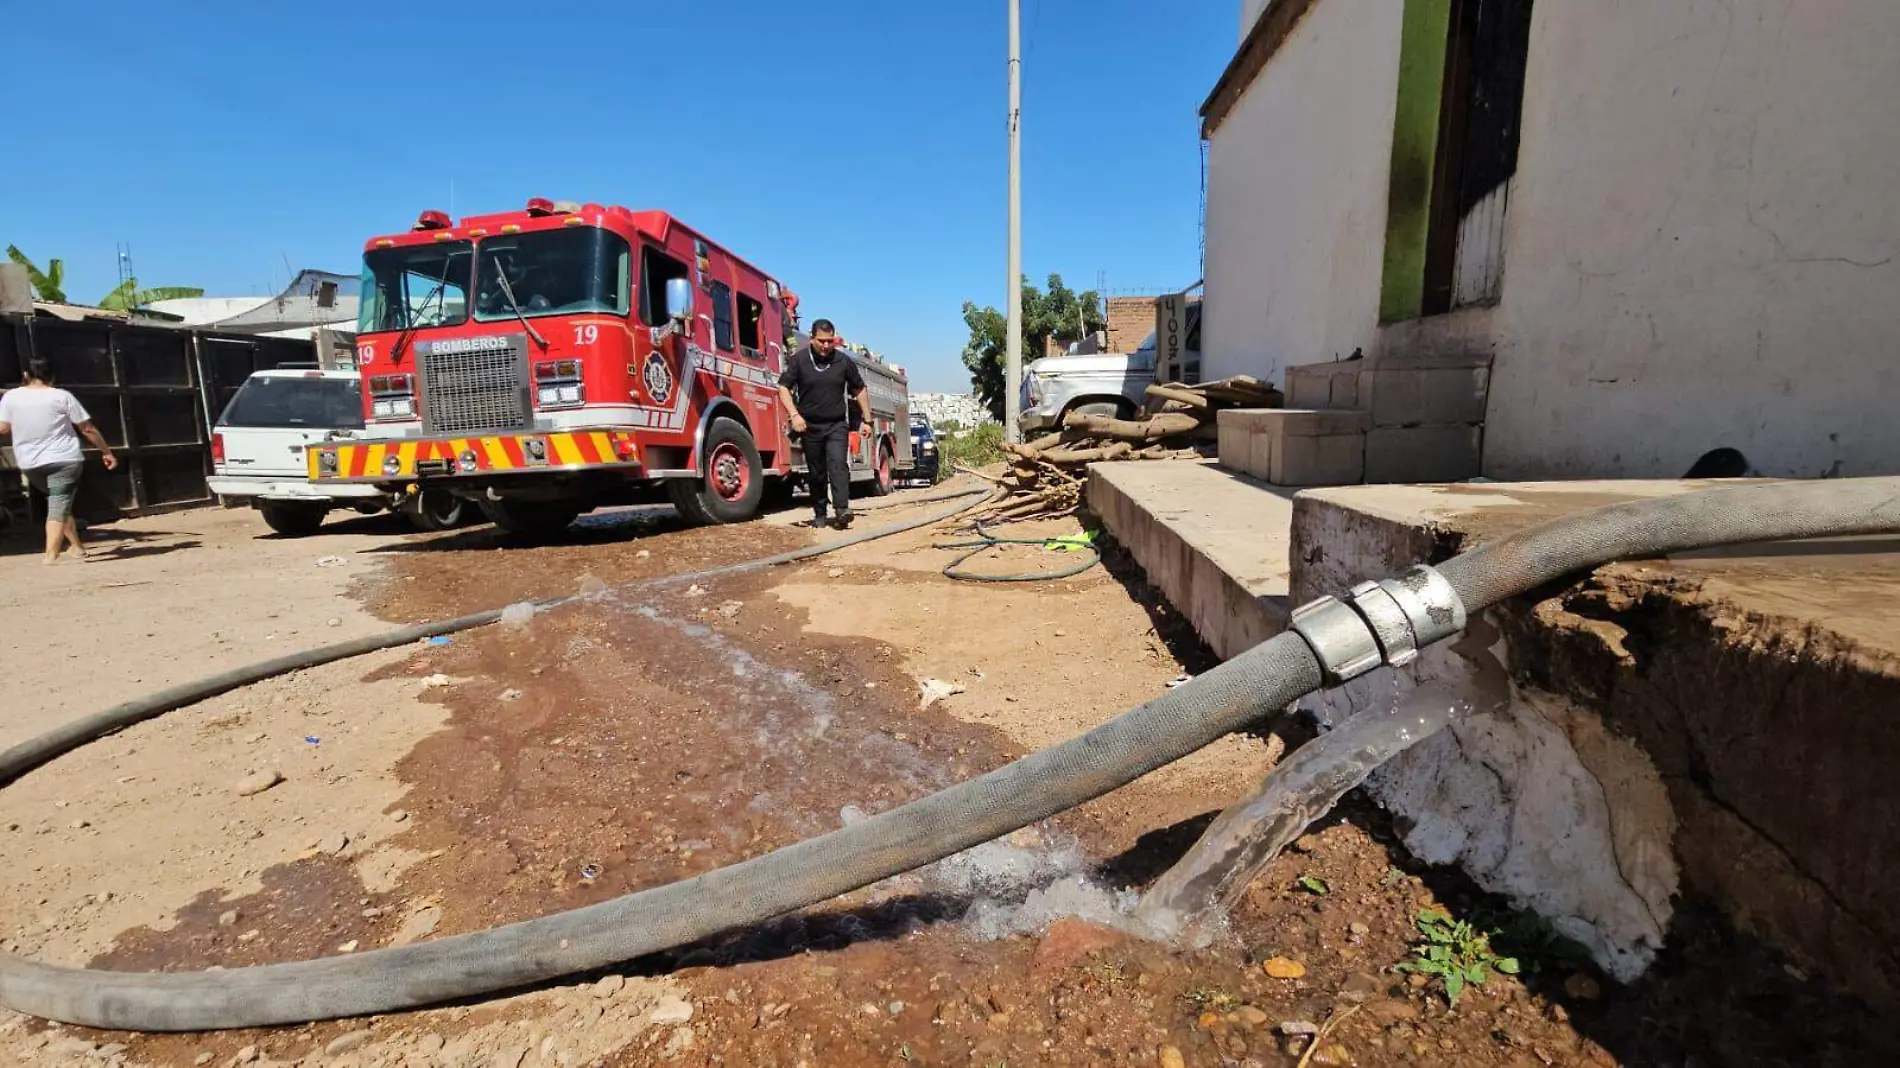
[633,242,696,442]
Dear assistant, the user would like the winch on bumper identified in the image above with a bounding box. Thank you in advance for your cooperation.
[308,430,641,484]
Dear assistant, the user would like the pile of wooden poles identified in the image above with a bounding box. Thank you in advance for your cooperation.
[957,376,1284,523]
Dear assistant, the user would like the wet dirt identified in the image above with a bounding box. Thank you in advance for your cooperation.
[35,493,1900,1067]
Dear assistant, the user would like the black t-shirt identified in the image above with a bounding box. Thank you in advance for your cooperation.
[778,345,866,426]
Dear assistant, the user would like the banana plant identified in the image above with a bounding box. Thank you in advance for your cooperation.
[97,278,204,312]
[5,246,66,303]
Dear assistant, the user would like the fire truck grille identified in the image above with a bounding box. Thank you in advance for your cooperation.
[418,346,530,436]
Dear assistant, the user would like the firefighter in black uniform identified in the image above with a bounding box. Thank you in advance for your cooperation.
[777,319,874,529]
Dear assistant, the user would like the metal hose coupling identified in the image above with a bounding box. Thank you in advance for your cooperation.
[1287,565,1468,684]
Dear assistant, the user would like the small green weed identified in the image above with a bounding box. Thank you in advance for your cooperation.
[1396,908,1520,1004]
[1297,874,1331,895]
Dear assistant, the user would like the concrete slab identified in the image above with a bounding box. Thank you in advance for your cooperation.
[1085,460,1296,660]
[1292,479,1900,1008]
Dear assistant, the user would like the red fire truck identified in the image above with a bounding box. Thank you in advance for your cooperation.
[308,199,911,535]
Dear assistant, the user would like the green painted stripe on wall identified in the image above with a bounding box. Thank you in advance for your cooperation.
[1379,0,1453,323]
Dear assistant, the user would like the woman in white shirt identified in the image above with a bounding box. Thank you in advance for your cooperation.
[0,358,119,564]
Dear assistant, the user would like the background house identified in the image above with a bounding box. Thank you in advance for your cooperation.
[1202,0,1900,481]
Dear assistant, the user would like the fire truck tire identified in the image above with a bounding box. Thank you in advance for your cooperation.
[666,479,714,525]
[677,418,764,525]
[401,490,467,532]
[870,440,897,497]
[479,499,581,538]
[258,503,325,538]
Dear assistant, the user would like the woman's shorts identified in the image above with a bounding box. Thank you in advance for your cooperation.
[25,461,84,522]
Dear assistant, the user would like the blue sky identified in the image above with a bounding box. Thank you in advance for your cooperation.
[1,1,1232,392]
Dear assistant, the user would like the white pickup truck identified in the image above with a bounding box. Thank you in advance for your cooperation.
[207,368,465,537]
[1018,300,1203,434]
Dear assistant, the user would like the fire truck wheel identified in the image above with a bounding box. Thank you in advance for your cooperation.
[870,439,896,496]
[479,499,581,538]
[258,503,326,538]
[682,418,764,525]
[401,489,467,532]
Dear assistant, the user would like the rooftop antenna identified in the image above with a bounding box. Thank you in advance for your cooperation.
[116,243,135,306]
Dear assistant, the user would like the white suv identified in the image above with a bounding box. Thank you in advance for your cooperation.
[207,368,464,537]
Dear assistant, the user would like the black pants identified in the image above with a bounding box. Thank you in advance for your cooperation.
[802,421,852,518]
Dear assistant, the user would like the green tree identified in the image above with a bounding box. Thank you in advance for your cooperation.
[98,279,204,312]
[960,273,1107,422]
[5,246,66,303]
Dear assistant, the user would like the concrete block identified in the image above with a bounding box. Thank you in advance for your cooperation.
[1284,361,1363,411]
[1219,407,1369,436]
[1329,370,1360,409]
[1270,433,1364,487]
[1286,364,1332,409]
[1217,418,1273,481]
[1364,424,1481,483]
[1376,306,1497,362]
[1367,363,1490,427]
[1219,409,1369,486]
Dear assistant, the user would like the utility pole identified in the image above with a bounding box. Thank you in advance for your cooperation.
[1003,0,1024,442]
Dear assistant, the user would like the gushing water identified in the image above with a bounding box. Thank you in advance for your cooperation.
[1133,681,1469,946]
[587,592,1133,931]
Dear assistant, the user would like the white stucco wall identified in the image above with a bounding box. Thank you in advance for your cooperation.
[1207,0,1900,479]
[1202,0,1402,388]
[1479,0,1900,479]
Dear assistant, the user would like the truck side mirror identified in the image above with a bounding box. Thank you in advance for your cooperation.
[664,277,695,322]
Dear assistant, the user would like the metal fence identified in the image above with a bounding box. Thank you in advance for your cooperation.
[1,313,315,525]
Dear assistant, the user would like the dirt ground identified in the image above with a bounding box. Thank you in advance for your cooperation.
[2,485,1894,1067]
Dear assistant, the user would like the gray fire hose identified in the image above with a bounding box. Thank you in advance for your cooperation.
[3,478,1897,1031]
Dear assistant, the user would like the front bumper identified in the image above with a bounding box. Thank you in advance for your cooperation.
[1018,404,1063,433]
[208,475,384,501]
[308,430,642,484]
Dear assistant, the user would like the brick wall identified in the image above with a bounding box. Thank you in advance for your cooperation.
[1107,296,1157,353]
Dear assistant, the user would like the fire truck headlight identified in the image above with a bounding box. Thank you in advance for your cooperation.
[458,450,479,473]
[372,399,394,419]
[391,397,415,418]
[382,455,402,476]
[537,384,584,407]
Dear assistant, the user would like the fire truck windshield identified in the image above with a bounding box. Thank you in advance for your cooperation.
[473,228,631,322]
[358,242,472,333]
